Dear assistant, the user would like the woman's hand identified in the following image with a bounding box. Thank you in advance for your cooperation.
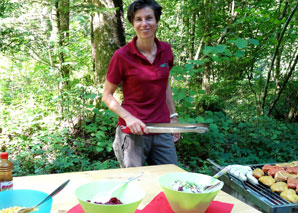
[125,115,148,135]
[170,116,180,142]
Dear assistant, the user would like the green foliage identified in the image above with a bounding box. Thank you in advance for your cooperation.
[3,93,119,176]
[196,95,224,113]
[0,1,21,17]
[176,111,298,175]
[170,57,297,174]
[0,0,297,177]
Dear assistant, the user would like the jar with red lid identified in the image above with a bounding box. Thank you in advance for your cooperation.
[0,152,13,191]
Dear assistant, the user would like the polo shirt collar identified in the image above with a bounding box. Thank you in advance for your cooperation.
[129,36,164,56]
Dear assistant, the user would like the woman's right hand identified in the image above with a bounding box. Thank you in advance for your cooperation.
[125,115,148,135]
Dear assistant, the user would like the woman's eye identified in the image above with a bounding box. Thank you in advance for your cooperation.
[134,16,154,23]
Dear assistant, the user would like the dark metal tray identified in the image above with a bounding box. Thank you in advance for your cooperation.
[208,160,298,213]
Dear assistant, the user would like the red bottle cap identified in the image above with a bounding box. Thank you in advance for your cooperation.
[0,152,8,159]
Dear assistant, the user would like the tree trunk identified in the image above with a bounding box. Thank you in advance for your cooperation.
[90,13,96,75]
[274,0,289,90]
[50,0,70,116]
[202,1,212,94]
[91,0,125,86]
[56,0,70,89]
[189,13,196,60]
[268,52,298,116]
[202,58,211,94]
[288,107,298,121]
[261,2,298,114]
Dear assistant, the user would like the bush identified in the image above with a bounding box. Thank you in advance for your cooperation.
[7,107,120,176]
[1,83,120,176]
[176,111,298,175]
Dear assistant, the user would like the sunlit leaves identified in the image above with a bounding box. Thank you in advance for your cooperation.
[202,45,232,57]
[234,50,245,58]
[0,0,22,18]
[229,38,248,49]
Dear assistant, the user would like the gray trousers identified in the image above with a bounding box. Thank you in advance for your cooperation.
[113,126,178,168]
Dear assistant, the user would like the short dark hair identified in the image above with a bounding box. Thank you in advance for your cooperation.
[127,0,162,24]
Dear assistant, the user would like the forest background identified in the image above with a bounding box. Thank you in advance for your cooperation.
[0,0,297,176]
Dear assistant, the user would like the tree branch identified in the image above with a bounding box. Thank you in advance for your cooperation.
[261,2,298,114]
[194,37,204,60]
[29,47,54,67]
[217,12,237,45]
[268,51,298,115]
[245,62,259,107]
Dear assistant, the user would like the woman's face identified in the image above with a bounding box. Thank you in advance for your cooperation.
[132,7,157,40]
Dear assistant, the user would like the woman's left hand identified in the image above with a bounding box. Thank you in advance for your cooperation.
[170,116,180,142]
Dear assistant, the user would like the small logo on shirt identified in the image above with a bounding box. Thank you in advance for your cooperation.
[160,63,169,68]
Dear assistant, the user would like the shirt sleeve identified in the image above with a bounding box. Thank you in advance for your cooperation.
[106,50,123,85]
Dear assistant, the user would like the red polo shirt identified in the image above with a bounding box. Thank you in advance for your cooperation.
[106,36,173,127]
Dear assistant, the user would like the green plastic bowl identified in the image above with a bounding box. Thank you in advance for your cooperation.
[159,172,224,213]
[75,180,145,213]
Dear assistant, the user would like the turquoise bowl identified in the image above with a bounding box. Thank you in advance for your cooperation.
[0,189,52,213]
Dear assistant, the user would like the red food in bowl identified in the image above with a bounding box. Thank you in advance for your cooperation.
[87,197,123,205]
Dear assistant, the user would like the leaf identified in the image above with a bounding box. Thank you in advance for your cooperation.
[188,59,208,66]
[271,134,277,140]
[227,39,236,44]
[198,89,206,94]
[96,147,104,152]
[106,146,113,152]
[185,63,194,70]
[248,39,259,46]
[99,126,107,131]
[234,38,248,49]
[214,45,228,53]
[234,50,244,58]
[195,116,205,123]
[95,131,105,139]
[211,55,221,62]
[209,123,218,131]
[171,66,183,73]
[93,108,100,114]
[205,118,214,123]
[223,49,232,57]
[203,46,214,55]
[222,56,230,61]
[85,93,97,100]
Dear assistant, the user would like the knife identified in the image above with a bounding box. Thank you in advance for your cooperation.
[120,123,209,134]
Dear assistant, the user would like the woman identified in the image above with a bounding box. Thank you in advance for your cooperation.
[102,0,179,168]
